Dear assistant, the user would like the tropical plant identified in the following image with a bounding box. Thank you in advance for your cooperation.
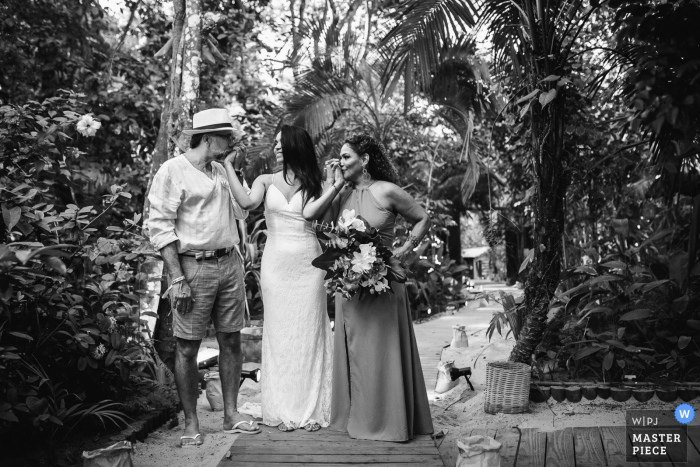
[0,93,161,445]
[377,0,700,364]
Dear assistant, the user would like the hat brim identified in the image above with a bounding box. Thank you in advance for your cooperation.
[182,128,246,138]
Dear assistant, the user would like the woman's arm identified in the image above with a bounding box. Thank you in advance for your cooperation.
[383,184,431,261]
[302,161,345,221]
[223,155,267,210]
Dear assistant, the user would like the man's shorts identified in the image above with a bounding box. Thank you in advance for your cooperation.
[171,250,246,340]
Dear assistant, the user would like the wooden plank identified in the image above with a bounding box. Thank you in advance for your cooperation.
[516,428,546,467]
[689,426,700,453]
[248,430,434,443]
[687,426,700,466]
[225,454,443,463]
[546,428,575,467]
[230,442,437,455]
[253,428,433,439]
[599,426,638,467]
[573,427,607,467]
[494,427,520,467]
[224,463,441,467]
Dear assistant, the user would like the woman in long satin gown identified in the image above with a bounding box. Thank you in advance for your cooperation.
[224,125,332,432]
[303,134,434,442]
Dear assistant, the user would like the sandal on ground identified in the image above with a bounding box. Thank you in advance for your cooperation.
[180,433,203,448]
[223,420,261,435]
[278,422,295,432]
[303,421,321,432]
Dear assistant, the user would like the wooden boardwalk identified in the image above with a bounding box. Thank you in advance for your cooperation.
[462,425,700,467]
[217,427,442,466]
[217,425,700,466]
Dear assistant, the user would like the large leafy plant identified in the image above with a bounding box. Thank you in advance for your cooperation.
[0,93,161,441]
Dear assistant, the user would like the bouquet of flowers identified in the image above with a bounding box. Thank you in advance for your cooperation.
[312,209,406,300]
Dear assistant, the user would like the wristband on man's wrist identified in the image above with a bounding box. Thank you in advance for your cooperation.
[408,235,421,248]
[171,275,185,285]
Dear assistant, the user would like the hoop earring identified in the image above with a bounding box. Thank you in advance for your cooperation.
[362,166,371,181]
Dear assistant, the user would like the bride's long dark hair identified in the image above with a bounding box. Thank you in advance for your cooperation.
[279,124,322,206]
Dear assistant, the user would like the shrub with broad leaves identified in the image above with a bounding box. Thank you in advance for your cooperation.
[0,92,164,438]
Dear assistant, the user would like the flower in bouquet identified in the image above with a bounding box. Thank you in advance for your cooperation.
[312,210,406,300]
[337,209,366,233]
[351,243,376,273]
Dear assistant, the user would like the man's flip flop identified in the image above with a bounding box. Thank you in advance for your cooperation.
[180,433,203,448]
[223,420,261,435]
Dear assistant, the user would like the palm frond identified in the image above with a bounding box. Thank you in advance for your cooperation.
[379,0,479,109]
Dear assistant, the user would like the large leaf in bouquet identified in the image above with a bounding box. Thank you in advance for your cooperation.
[311,247,345,277]
[385,256,407,283]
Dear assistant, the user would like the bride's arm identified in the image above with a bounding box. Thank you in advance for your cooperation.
[302,161,344,221]
[223,153,267,210]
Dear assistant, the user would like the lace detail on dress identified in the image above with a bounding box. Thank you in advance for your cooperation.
[260,181,333,427]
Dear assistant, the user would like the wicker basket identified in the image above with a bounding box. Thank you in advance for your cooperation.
[484,361,531,414]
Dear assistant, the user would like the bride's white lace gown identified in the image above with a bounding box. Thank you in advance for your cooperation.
[259,175,333,428]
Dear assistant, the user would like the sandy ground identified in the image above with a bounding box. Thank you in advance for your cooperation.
[129,362,262,467]
[128,287,695,467]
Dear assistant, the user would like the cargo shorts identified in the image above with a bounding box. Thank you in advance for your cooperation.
[171,250,246,340]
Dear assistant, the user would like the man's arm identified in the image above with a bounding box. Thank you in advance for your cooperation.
[160,242,193,314]
[147,166,192,313]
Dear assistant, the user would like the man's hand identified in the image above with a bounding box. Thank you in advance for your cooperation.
[171,281,194,314]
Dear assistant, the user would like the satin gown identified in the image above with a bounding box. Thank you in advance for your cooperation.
[260,174,333,428]
[329,185,434,441]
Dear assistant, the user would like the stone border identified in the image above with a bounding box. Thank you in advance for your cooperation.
[529,384,698,404]
[119,405,181,443]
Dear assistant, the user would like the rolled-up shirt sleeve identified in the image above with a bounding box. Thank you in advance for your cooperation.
[147,166,182,251]
[230,176,250,221]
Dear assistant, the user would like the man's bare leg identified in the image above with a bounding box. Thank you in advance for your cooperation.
[175,338,202,439]
[217,331,256,431]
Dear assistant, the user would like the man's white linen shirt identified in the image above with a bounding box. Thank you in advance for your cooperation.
[147,155,249,253]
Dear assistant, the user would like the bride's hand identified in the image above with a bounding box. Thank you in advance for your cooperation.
[323,160,335,187]
[332,161,345,183]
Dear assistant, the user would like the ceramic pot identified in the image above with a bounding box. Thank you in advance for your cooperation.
[677,387,698,402]
[632,388,655,403]
[530,385,550,403]
[582,386,598,400]
[566,386,583,403]
[655,388,678,403]
[611,387,631,402]
[597,385,611,400]
[551,386,567,402]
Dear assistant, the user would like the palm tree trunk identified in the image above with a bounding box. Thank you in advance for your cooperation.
[509,91,567,364]
[143,0,186,223]
[148,0,205,370]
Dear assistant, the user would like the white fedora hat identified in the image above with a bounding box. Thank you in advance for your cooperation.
[182,108,245,137]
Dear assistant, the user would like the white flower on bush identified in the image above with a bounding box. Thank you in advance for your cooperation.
[108,316,118,333]
[351,243,376,273]
[76,114,101,137]
[338,209,366,233]
[92,343,107,360]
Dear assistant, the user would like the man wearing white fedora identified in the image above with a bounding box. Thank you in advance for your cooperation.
[148,108,260,447]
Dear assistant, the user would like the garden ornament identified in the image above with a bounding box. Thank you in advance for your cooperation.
[435,360,459,394]
[451,324,469,348]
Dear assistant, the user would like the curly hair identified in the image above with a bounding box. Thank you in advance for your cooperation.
[344,133,399,184]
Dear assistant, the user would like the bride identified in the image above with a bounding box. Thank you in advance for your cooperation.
[223,125,333,432]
